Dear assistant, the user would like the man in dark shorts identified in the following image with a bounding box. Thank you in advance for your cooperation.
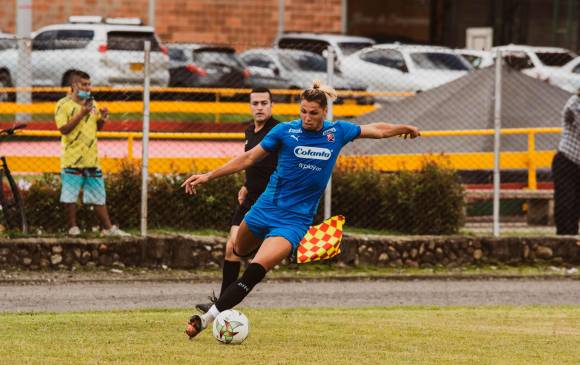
[196,88,279,312]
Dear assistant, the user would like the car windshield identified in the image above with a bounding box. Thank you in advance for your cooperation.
[193,50,244,68]
[536,52,575,67]
[279,52,327,72]
[338,42,374,56]
[107,31,161,51]
[168,48,188,61]
[410,52,471,71]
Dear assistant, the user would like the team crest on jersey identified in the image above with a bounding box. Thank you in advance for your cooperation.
[326,133,335,142]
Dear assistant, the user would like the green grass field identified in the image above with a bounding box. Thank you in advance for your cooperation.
[1,306,578,365]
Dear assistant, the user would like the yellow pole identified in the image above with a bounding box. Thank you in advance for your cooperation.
[128,134,134,161]
[215,93,221,123]
[527,131,537,190]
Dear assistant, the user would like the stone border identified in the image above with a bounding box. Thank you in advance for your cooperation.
[0,235,578,270]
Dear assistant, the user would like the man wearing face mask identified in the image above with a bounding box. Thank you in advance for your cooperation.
[54,70,129,236]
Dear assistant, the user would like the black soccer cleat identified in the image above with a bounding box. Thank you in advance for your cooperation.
[185,315,204,339]
[195,291,218,314]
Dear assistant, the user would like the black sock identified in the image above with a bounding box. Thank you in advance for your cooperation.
[215,263,266,312]
[220,260,241,296]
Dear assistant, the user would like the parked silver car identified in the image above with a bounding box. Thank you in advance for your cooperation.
[168,44,249,88]
[341,44,473,94]
[240,48,373,105]
[0,16,170,97]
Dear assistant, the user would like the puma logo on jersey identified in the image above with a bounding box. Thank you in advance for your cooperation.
[290,135,299,141]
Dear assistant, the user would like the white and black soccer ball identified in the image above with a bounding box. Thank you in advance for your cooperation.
[212,309,249,345]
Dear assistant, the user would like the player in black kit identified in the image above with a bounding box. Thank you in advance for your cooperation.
[195,88,279,313]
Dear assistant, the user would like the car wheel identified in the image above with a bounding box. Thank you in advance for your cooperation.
[0,71,14,102]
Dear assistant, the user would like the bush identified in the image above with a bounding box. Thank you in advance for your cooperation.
[332,161,464,235]
[21,162,463,235]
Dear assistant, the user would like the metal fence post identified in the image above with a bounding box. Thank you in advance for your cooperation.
[141,41,151,237]
[16,0,32,123]
[493,51,502,237]
[324,46,334,220]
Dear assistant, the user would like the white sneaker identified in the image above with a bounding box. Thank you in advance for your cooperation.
[101,225,131,237]
[68,226,81,236]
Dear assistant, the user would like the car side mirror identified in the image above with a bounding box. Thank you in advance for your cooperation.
[272,67,280,76]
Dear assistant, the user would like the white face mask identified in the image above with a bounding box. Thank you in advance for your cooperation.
[77,90,91,100]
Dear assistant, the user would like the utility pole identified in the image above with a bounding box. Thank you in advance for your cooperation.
[16,0,32,123]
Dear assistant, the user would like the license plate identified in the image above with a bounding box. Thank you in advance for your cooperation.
[130,63,144,72]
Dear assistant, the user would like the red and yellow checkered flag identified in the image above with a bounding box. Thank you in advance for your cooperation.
[296,215,345,264]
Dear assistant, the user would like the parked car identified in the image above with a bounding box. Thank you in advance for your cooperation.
[0,16,170,95]
[548,56,580,93]
[491,44,576,80]
[455,49,494,69]
[240,48,373,105]
[168,44,249,88]
[274,32,375,72]
[341,44,473,93]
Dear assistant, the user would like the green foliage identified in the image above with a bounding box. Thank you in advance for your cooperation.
[22,163,243,233]
[20,161,463,234]
[333,161,464,235]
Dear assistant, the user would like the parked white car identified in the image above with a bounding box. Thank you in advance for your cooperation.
[491,44,576,80]
[0,16,170,96]
[240,48,373,104]
[455,49,494,69]
[548,56,580,93]
[341,44,473,93]
[274,32,375,72]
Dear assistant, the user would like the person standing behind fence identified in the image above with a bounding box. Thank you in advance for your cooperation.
[195,88,279,313]
[552,88,580,235]
[54,70,129,237]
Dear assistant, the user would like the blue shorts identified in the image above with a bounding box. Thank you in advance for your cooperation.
[60,168,106,205]
[243,203,312,253]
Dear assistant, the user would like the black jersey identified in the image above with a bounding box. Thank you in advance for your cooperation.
[243,117,279,201]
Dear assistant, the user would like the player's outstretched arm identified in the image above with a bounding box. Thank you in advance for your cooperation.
[182,145,269,195]
[359,123,420,139]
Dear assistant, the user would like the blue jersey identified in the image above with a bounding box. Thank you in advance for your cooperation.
[257,119,361,216]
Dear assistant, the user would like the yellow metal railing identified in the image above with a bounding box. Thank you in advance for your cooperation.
[0,87,414,121]
[6,127,562,190]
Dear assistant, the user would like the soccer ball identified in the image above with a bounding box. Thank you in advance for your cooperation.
[212,309,249,345]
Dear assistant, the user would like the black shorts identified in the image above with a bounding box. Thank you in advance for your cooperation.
[230,196,258,226]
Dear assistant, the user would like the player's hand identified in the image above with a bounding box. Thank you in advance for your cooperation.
[401,126,420,139]
[99,107,109,121]
[181,173,210,195]
[80,100,93,116]
[237,185,248,205]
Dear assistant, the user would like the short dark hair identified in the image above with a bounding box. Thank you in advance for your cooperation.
[69,69,90,87]
[249,87,272,102]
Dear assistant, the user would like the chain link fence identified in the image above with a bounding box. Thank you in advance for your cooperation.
[0,34,576,236]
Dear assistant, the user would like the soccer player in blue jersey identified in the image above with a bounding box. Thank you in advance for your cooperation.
[182,80,420,339]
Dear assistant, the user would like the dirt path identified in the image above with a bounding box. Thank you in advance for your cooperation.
[1,279,579,313]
